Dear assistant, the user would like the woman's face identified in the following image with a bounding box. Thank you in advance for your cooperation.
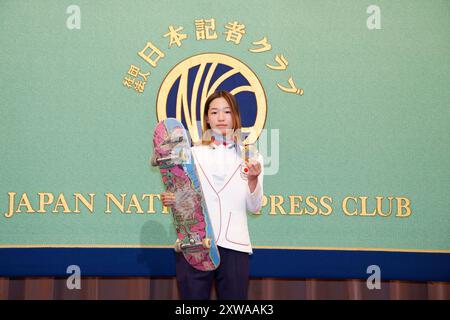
[206,97,234,136]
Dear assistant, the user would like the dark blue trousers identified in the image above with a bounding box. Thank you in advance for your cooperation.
[175,246,249,300]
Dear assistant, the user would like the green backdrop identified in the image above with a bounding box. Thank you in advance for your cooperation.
[1,0,449,254]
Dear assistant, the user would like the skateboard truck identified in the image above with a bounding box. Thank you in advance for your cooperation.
[150,149,189,166]
[174,238,212,253]
[161,135,184,146]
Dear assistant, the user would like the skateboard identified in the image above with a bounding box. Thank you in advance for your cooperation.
[151,118,220,271]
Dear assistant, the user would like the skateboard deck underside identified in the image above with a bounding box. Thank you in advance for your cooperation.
[153,118,220,271]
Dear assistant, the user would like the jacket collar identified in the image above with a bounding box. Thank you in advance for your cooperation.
[208,131,236,149]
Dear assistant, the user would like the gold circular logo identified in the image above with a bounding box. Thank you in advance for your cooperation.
[156,53,267,145]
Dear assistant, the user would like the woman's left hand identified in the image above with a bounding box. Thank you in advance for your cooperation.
[247,159,262,181]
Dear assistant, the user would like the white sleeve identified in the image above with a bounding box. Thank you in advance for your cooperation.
[246,154,264,213]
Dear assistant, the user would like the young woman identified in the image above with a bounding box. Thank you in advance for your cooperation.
[161,90,263,300]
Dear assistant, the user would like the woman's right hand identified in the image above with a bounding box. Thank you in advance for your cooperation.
[161,192,176,208]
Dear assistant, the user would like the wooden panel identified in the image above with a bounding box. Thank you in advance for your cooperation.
[0,278,9,300]
[24,278,54,300]
[427,282,450,300]
[0,277,446,300]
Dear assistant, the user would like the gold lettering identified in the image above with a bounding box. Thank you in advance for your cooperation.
[396,197,412,217]
[105,193,126,213]
[142,194,160,213]
[269,195,286,215]
[74,193,95,213]
[38,192,54,213]
[126,194,144,214]
[4,192,17,218]
[138,42,165,68]
[17,193,35,213]
[305,195,319,215]
[342,196,358,216]
[319,195,333,216]
[359,196,377,216]
[376,196,394,217]
[262,194,268,208]
[52,193,71,213]
[288,195,304,215]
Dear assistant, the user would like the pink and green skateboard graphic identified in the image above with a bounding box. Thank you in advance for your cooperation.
[151,118,220,271]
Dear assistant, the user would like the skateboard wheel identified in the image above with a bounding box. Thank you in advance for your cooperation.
[202,238,211,249]
[150,155,159,167]
[174,239,182,253]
